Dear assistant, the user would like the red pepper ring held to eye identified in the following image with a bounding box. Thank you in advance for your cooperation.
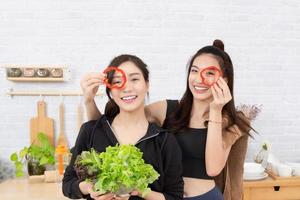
[200,66,223,87]
[103,66,127,89]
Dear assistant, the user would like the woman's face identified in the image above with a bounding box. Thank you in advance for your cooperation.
[110,61,149,113]
[188,53,221,101]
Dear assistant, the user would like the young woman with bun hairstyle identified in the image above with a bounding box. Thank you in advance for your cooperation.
[80,40,254,200]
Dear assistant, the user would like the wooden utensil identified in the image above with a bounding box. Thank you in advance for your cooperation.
[57,102,69,147]
[76,100,84,132]
[30,100,54,146]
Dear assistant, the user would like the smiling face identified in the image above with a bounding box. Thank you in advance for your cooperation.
[110,61,149,113]
[188,53,222,101]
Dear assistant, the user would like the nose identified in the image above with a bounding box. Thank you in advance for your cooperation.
[192,73,202,84]
[121,79,133,93]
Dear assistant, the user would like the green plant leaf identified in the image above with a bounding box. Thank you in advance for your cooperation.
[16,170,24,177]
[19,147,28,158]
[39,157,49,166]
[10,153,18,161]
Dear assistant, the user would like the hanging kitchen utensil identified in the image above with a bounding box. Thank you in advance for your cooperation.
[57,96,69,148]
[30,99,54,146]
[77,96,84,132]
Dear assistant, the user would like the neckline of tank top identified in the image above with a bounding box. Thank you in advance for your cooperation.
[176,127,208,133]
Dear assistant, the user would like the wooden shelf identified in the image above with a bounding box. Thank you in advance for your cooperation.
[7,77,65,82]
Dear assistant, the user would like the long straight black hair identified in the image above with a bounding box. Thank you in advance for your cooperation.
[104,54,149,119]
[164,40,254,135]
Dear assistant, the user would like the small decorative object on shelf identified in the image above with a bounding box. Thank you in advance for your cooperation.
[50,68,63,78]
[23,68,35,77]
[36,68,50,77]
[3,65,71,82]
[7,68,22,77]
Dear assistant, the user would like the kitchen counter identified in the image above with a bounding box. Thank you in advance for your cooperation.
[2,177,300,200]
[0,178,72,200]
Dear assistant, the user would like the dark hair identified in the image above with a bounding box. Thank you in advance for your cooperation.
[104,54,149,119]
[164,39,254,135]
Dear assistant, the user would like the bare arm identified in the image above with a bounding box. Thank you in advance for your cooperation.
[205,107,231,177]
[205,78,233,176]
[145,100,168,126]
[80,72,105,120]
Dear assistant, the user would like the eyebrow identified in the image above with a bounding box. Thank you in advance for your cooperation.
[128,72,142,77]
[113,72,141,78]
[191,65,200,69]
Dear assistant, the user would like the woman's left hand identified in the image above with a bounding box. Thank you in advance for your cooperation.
[210,77,232,111]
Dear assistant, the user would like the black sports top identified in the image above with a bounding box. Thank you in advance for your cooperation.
[163,100,212,180]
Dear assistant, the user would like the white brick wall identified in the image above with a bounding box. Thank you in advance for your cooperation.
[1,0,300,164]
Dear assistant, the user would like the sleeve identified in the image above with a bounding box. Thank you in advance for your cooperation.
[62,122,93,199]
[161,133,184,200]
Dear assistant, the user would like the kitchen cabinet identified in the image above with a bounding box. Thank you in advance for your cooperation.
[243,177,300,200]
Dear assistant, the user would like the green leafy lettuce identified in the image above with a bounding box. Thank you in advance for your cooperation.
[74,145,159,197]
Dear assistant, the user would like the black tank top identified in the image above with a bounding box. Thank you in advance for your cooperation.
[163,100,212,180]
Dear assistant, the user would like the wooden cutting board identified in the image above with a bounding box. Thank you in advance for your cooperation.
[30,100,54,146]
[57,102,69,148]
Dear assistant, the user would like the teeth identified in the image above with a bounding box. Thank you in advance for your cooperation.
[194,86,207,90]
[121,96,137,100]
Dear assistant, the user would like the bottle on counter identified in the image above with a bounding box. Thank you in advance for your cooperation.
[55,145,69,175]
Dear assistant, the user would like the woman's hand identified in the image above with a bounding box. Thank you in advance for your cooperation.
[80,72,105,103]
[90,192,115,200]
[113,195,130,200]
[79,181,115,200]
[210,77,232,111]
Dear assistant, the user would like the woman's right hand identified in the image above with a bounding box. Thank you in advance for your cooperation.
[89,191,115,200]
[79,181,115,200]
[80,72,105,103]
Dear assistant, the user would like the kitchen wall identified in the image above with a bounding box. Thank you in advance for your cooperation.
[1,0,300,163]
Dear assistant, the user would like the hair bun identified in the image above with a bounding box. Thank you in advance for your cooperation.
[213,39,224,51]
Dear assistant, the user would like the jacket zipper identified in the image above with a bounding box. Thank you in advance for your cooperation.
[135,132,159,145]
[106,120,159,145]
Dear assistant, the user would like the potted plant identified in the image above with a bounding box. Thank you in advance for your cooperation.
[10,132,55,177]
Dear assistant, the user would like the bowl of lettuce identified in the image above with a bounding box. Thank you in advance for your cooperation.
[74,145,159,197]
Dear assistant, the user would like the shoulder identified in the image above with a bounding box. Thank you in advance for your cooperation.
[79,115,110,138]
[145,100,168,125]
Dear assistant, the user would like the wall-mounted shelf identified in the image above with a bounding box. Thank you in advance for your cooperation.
[7,77,65,82]
[3,65,71,82]
[6,88,103,97]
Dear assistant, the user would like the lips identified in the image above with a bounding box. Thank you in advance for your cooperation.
[121,95,138,104]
